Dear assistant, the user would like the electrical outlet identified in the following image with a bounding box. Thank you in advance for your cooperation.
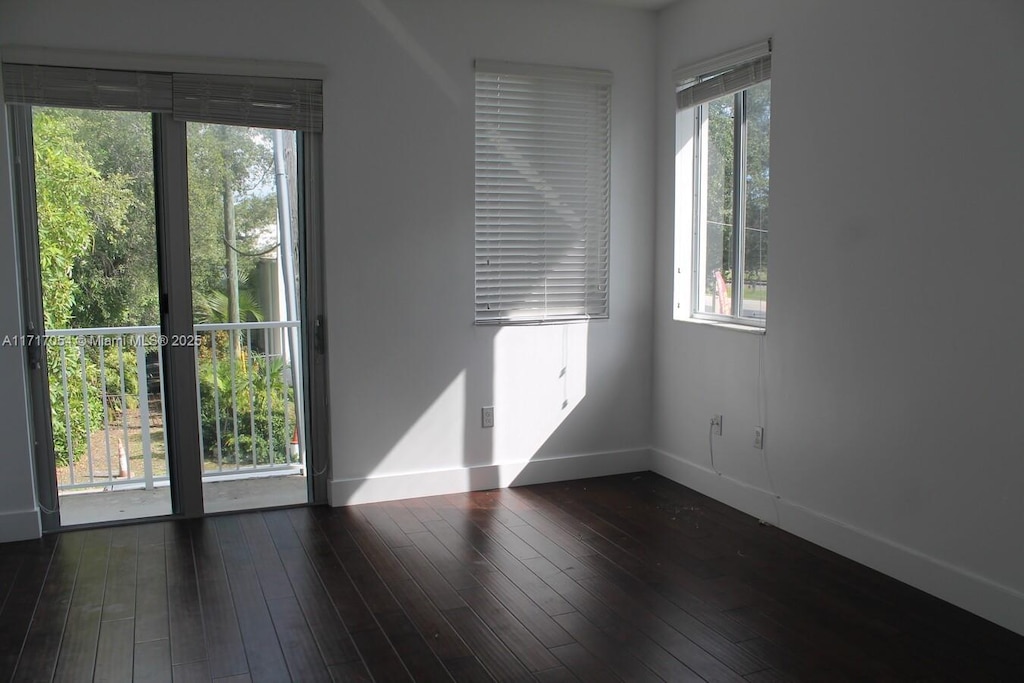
[711,414,723,436]
[481,406,494,428]
[754,426,764,449]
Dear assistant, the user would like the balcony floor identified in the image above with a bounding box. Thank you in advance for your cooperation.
[57,474,307,526]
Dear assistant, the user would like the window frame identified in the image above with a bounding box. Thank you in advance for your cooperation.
[674,42,771,330]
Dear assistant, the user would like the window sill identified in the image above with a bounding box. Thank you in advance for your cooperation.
[676,316,766,335]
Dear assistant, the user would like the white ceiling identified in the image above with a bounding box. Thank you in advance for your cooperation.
[510,0,677,10]
[579,0,676,7]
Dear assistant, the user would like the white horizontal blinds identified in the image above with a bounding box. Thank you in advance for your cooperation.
[173,73,323,132]
[474,60,611,324]
[2,63,172,112]
[675,41,772,110]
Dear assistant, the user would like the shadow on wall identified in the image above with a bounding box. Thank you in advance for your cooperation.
[471,323,589,490]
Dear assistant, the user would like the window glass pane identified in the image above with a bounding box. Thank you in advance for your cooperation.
[31,107,172,524]
[185,123,307,513]
[700,94,735,315]
[742,80,770,320]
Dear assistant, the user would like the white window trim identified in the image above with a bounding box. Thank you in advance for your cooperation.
[673,41,771,330]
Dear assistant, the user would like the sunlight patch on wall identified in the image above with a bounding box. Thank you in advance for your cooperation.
[493,323,588,467]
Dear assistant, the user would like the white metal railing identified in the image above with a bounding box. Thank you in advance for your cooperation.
[46,322,305,493]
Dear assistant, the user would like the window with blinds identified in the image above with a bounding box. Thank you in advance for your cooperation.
[474,60,611,324]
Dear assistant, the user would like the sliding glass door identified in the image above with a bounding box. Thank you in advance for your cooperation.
[186,123,307,513]
[5,63,326,529]
[23,106,172,525]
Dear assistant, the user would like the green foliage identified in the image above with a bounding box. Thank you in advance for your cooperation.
[197,337,294,467]
[702,81,771,295]
[34,110,134,464]
[33,109,131,329]
[34,108,289,469]
[66,110,160,326]
[187,123,278,306]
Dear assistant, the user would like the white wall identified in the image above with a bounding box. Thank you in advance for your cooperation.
[652,0,1024,635]
[0,0,656,537]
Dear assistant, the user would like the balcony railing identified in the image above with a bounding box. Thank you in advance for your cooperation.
[46,322,305,493]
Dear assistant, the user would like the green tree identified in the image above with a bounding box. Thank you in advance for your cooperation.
[33,109,132,464]
[34,108,288,468]
[703,81,771,296]
[34,109,131,329]
[67,109,160,327]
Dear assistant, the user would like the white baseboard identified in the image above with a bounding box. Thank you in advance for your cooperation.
[329,447,650,507]
[650,448,1024,637]
[0,507,41,543]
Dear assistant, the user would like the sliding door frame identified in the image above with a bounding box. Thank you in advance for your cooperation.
[8,105,60,531]
[6,64,330,526]
[153,113,204,517]
[299,132,329,505]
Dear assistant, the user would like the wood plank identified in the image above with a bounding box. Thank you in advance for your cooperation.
[347,627,413,682]
[372,611,453,681]
[14,532,84,682]
[356,504,414,549]
[138,521,170,546]
[134,638,172,683]
[442,605,533,682]
[388,577,475,662]
[172,659,211,682]
[287,509,379,634]
[326,660,372,682]
[190,521,248,679]
[553,611,692,682]
[400,498,442,525]
[263,511,361,666]
[459,585,560,672]
[322,521,406,621]
[568,566,756,680]
[0,542,28,617]
[380,500,429,535]
[0,538,57,680]
[135,538,169,643]
[93,618,135,683]
[471,567,574,648]
[421,518,497,573]
[441,656,497,682]
[335,510,412,588]
[431,506,574,616]
[102,526,138,622]
[266,596,332,682]
[532,666,581,682]
[392,545,466,611]
[548,643,620,683]
[53,528,112,682]
[407,529,480,590]
[238,513,293,601]
[438,506,540,561]
[213,517,290,683]
[166,522,207,666]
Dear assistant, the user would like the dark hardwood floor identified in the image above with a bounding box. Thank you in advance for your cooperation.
[1,472,1022,682]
